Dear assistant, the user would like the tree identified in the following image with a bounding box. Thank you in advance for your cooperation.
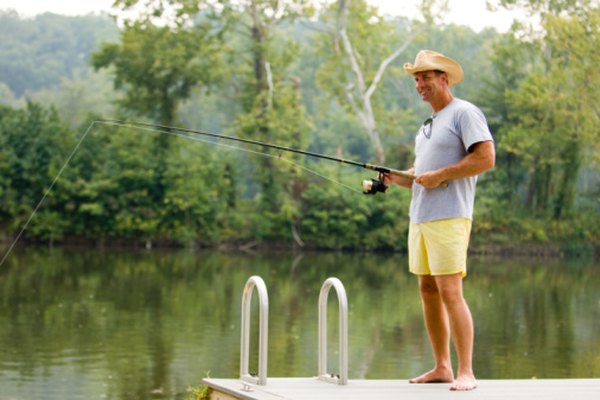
[91,9,224,125]
[493,0,600,218]
[27,70,118,128]
[312,0,447,163]
[0,103,75,240]
[0,11,117,97]
[227,0,314,220]
[91,1,231,241]
[91,0,315,242]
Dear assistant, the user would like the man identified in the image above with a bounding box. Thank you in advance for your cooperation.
[384,50,495,391]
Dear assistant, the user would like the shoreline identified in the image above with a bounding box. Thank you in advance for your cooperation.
[1,236,597,259]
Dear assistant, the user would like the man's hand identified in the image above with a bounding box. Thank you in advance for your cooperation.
[415,141,495,189]
[415,170,445,189]
[382,167,414,189]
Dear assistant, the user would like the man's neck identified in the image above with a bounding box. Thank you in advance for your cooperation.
[429,91,454,113]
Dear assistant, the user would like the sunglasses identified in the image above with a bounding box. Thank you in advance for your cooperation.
[421,117,433,139]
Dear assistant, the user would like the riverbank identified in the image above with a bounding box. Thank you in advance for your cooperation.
[1,234,598,260]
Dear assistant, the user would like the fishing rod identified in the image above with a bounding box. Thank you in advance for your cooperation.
[0,118,417,268]
[100,119,418,195]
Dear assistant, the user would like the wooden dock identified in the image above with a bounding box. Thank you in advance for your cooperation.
[206,277,599,399]
[203,377,600,400]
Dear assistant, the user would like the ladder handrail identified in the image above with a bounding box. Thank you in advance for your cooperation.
[318,277,348,385]
[240,275,269,385]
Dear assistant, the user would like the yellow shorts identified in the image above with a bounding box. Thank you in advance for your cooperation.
[408,218,472,277]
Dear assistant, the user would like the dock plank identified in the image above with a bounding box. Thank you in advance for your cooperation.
[203,377,600,400]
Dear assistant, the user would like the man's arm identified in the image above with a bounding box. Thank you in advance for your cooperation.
[415,141,495,189]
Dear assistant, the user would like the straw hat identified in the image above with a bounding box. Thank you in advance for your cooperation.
[403,50,464,87]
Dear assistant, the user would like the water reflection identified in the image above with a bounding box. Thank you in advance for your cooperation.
[0,248,598,399]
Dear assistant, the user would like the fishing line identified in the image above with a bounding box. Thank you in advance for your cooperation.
[99,120,363,193]
[99,119,423,191]
[0,119,361,268]
[0,121,99,268]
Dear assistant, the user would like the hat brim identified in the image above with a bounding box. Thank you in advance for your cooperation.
[404,64,463,87]
[403,50,464,87]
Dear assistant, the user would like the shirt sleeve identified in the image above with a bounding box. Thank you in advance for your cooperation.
[457,105,494,152]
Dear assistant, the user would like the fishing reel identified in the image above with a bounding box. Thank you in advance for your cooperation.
[362,174,388,195]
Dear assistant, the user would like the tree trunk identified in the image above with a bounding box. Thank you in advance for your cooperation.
[335,0,425,164]
[249,0,278,210]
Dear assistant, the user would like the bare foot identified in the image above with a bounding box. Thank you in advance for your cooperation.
[450,373,477,391]
[409,367,454,384]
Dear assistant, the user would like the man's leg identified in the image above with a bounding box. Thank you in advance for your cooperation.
[409,274,454,384]
[434,273,477,391]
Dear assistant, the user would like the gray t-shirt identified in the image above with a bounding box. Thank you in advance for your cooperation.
[410,98,493,224]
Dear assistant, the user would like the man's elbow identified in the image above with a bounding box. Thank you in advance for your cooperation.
[483,151,495,172]
[486,146,496,171]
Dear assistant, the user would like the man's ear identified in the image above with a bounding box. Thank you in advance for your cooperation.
[441,72,449,85]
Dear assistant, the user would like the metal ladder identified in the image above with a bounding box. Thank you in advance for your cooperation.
[318,277,348,385]
[240,275,269,385]
[238,275,349,386]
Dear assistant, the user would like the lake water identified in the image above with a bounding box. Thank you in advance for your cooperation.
[0,247,598,399]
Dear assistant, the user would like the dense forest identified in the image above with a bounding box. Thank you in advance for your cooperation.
[0,0,598,256]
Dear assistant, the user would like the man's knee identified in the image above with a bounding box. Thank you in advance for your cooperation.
[418,276,440,298]
[438,286,464,306]
[434,275,465,305]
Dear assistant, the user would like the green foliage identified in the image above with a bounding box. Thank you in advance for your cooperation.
[218,1,315,224]
[0,3,598,251]
[299,167,411,251]
[314,0,405,104]
[482,2,600,222]
[92,20,224,125]
[0,11,118,97]
[311,0,420,162]
[0,102,74,239]
[187,384,212,400]
[27,70,118,128]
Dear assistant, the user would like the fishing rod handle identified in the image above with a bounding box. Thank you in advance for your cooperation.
[387,168,416,180]
[364,164,413,179]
